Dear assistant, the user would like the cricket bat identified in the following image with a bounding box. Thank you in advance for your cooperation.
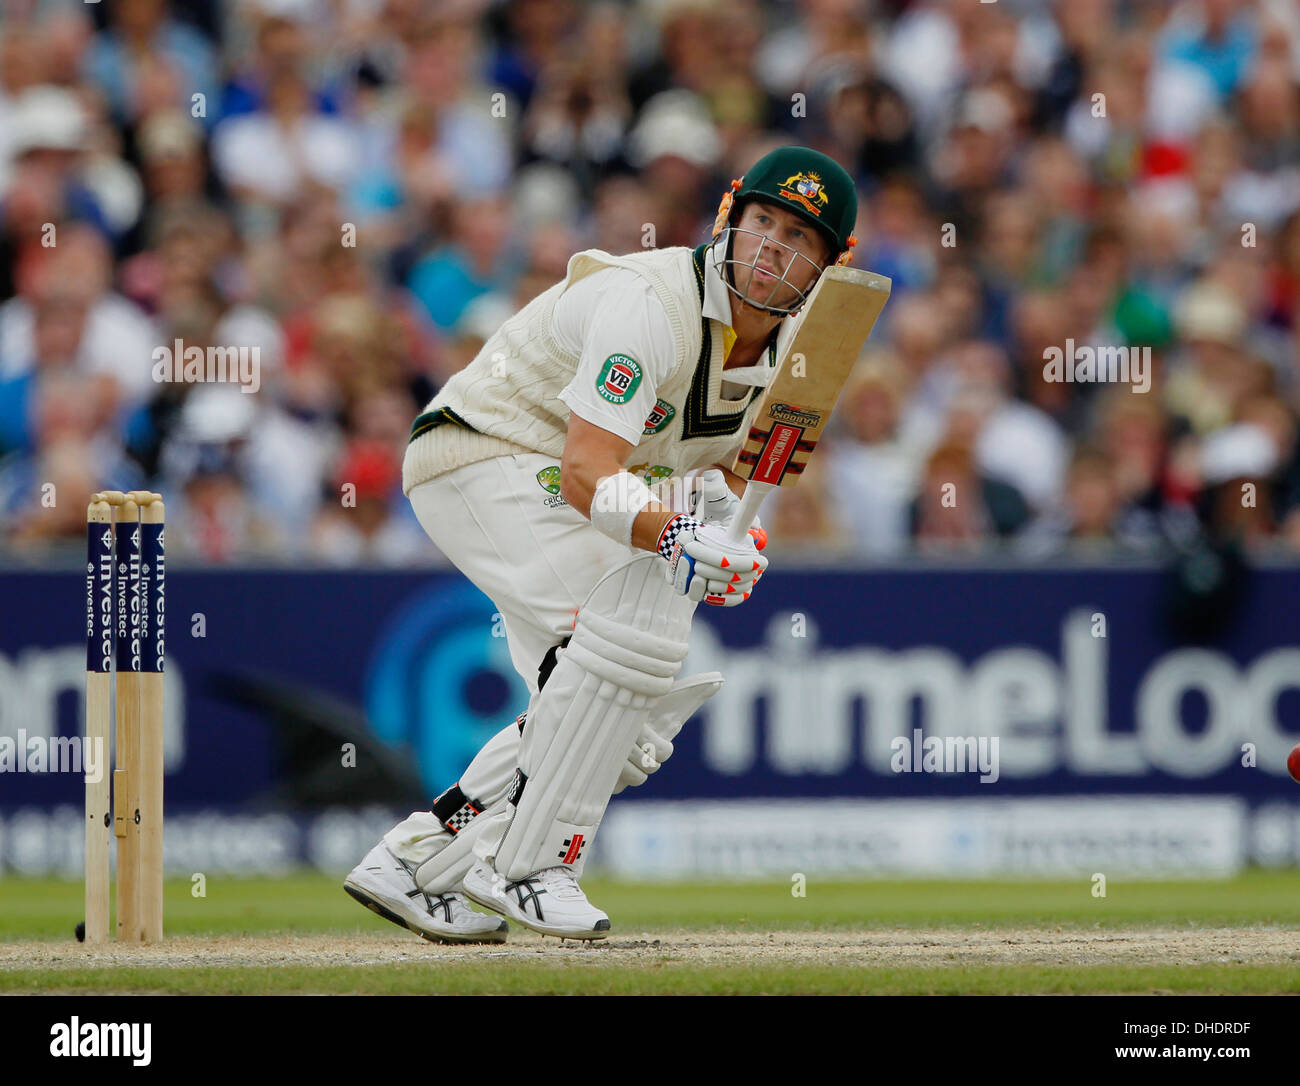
[725,266,892,542]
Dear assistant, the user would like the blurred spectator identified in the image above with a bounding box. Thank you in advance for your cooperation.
[1094,390,1176,543]
[520,59,630,197]
[626,90,721,247]
[407,195,515,331]
[1019,445,1159,556]
[399,13,514,197]
[311,433,429,565]
[1158,0,1259,100]
[910,441,1030,553]
[212,65,359,209]
[854,178,933,293]
[512,223,578,309]
[0,86,114,254]
[0,368,139,549]
[1198,419,1281,544]
[347,96,454,258]
[767,455,848,551]
[824,356,917,556]
[429,297,501,399]
[589,174,659,255]
[915,339,1068,512]
[136,111,211,205]
[221,6,341,120]
[169,452,286,562]
[488,0,580,110]
[1238,392,1300,530]
[930,87,1019,243]
[1165,278,1263,434]
[83,0,219,128]
[0,224,158,413]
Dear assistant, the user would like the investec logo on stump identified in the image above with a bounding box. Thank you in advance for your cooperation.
[152,339,261,394]
[50,1018,151,1066]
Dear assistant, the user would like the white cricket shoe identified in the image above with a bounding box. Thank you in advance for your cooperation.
[462,859,611,940]
[344,843,508,944]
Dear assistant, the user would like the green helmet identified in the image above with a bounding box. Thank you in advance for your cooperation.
[714,145,859,261]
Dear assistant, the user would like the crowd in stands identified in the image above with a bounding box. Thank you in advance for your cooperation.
[1,0,1297,563]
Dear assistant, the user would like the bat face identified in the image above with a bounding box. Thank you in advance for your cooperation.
[731,266,892,487]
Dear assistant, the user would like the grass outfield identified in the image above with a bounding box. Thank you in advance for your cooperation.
[2,871,1299,994]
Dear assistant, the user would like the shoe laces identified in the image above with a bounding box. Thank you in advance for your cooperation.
[538,866,586,902]
[442,892,476,920]
[388,850,419,887]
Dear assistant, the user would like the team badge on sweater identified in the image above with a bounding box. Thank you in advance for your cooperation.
[596,354,642,404]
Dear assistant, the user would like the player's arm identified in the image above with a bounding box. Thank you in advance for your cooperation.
[563,415,766,606]
[560,414,678,554]
[555,270,704,555]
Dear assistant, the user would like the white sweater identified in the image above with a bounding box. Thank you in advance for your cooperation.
[402,245,773,496]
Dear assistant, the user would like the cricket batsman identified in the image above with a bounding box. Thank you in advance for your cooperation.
[345,146,858,941]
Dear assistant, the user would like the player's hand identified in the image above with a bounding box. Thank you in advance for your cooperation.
[689,469,767,550]
[660,516,768,607]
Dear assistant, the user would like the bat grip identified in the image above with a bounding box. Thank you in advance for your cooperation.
[725,482,773,544]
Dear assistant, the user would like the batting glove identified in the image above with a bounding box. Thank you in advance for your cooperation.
[689,469,767,550]
[657,514,767,607]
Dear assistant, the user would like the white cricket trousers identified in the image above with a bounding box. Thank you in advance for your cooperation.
[383,453,637,869]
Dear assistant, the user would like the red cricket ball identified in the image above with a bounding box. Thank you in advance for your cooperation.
[1288,743,1300,784]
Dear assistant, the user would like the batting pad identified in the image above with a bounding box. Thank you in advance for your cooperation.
[491,555,696,881]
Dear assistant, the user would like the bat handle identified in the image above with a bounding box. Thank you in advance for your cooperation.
[725,481,774,544]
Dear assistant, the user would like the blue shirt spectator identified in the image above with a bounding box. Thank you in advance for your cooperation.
[1160,8,1257,99]
[84,16,220,128]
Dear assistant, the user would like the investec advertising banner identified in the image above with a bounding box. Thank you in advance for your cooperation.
[0,564,1297,876]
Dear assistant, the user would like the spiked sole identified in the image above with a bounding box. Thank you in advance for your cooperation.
[462,871,611,941]
[343,880,508,945]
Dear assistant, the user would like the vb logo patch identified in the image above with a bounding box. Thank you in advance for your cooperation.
[643,398,676,435]
[597,353,642,404]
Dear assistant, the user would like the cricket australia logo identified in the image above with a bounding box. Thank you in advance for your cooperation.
[536,465,562,495]
[779,171,829,217]
[536,464,567,508]
[628,463,673,488]
[597,354,642,404]
[770,403,821,427]
[643,398,676,435]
